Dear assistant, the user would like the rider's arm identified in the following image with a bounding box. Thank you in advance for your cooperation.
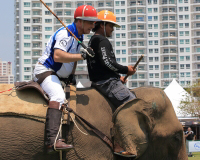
[97,39,128,74]
[54,49,83,63]
[53,30,84,63]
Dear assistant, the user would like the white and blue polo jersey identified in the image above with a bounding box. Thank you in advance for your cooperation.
[38,22,83,78]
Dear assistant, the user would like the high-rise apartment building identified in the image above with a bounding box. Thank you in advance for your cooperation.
[0,59,14,84]
[14,0,200,88]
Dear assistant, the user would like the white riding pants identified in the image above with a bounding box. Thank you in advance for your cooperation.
[40,75,65,110]
[33,62,65,109]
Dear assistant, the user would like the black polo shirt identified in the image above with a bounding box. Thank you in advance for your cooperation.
[185,131,195,140]
[87,35,128,82]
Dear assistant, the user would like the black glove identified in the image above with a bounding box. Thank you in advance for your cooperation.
[68,74,76,85]
[81,47,95,60]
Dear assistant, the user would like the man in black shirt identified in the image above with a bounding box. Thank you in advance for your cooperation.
[86,10,136,158]
[185,127,195,157]
[87,10,136,108]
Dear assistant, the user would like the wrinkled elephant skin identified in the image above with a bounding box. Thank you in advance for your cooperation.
[114,87,188,160]
[0,85,187,160]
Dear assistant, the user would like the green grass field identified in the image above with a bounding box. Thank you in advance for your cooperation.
[188,152,200,160]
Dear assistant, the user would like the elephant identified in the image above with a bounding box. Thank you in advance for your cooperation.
[0,84,187,160]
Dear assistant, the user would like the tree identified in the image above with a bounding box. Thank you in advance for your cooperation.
[179,81,200,118]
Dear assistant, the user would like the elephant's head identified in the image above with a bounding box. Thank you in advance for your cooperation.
[112,88,187,160]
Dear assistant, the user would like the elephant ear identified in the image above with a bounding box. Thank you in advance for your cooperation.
[112,99,154,158]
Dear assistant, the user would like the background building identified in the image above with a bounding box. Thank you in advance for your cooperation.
[0,59,14,84]
[14,0,200,88]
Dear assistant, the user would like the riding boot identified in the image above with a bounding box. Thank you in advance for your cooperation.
[45,101,73,153]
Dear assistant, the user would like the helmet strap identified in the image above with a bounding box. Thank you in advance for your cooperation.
[82,20,84,30]
[104,22,106,37]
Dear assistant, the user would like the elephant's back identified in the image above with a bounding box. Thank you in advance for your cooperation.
[0,116,59,160]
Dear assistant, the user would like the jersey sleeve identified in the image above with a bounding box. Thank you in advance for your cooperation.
[54,29,72,52]
[97,39,128,74]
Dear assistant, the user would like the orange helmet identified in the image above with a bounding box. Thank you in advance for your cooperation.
[97,10,120,27]
[74,5,101,22]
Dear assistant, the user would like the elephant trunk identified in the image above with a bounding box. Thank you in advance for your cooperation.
[113,100,151,158]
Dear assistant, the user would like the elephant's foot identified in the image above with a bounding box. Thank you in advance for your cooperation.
[114,143,136,158]
[47,139,74,154]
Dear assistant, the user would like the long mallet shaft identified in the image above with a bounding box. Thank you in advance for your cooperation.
[124,55,144,81]
[40,0,88,49]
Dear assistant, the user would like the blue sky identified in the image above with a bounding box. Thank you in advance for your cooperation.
[0,1,14,72]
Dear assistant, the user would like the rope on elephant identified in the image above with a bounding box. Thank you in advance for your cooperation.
[0,86,18,97]
[0,87,13,93]
[54,112,64,152]
[70,114,88,136]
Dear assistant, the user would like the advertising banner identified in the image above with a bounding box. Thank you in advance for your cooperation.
[189,141,200,152]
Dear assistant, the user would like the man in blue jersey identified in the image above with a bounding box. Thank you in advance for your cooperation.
[33,5,100,153]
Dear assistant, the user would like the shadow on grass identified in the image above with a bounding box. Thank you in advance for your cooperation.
[188,152,200,160]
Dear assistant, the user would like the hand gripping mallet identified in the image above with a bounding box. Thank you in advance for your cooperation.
[124,54,144,81]
[40,0,94,57]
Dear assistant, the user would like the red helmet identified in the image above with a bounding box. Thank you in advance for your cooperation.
[74,5,101,22]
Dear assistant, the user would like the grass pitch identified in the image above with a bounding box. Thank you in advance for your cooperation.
[188,152,200,160]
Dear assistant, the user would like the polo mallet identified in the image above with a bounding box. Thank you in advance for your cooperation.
[124,55,144,81]
[40,0,94,57]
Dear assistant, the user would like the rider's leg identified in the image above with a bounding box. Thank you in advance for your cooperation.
[41,75,73,153]
[92,78,136,158]
[92,78,136,108]
[41,75,65,110]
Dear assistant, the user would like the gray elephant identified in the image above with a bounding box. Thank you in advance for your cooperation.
[0,84,187,160]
